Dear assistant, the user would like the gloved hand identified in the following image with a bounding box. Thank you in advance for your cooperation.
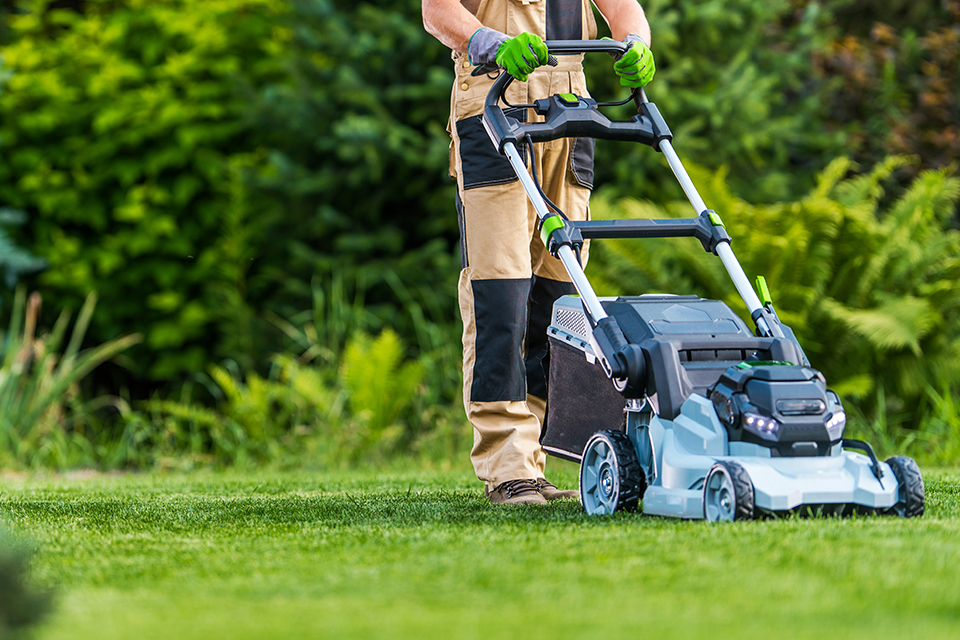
[468,28,548,81]
[612,35,655,88]
[495,32,548,81]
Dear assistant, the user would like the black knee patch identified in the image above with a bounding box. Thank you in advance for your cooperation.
[470,278,532,402]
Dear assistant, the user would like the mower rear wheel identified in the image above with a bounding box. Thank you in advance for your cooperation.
[580,430,644,515]
[703,461,755,522]
[884,456,925,518]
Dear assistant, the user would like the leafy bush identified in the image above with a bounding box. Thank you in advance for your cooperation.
[115,355,339,469]
[0,0,458,388]
[827,0,957,37]
[104,268,464,470]
[588,157,960,428]
[241,0,460,357]
[339,329,425,459]
[0,0,292,382]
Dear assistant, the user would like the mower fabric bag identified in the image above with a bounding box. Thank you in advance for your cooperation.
[542,336,627,460]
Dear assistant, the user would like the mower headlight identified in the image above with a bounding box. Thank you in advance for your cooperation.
[825,410,846,441]
[743,412,781,441]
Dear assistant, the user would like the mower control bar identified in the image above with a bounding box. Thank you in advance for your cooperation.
[573,213,731,254]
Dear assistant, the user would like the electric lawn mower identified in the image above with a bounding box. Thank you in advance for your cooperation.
[480,40,925,521]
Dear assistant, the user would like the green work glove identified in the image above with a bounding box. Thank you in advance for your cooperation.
[495,32,549,82]
[612,35,655,88]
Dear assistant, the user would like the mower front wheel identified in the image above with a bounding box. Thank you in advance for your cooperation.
[703,461,755,522]
[884,456,925,518]
[580,430,644,515]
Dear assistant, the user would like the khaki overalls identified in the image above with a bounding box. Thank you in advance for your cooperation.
[449,0,598,488]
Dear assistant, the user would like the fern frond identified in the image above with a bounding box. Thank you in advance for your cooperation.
[822,297,937,355]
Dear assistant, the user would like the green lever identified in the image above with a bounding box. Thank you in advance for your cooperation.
[755,276,773,307]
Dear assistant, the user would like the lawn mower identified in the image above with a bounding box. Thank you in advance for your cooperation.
[481,40,925,521]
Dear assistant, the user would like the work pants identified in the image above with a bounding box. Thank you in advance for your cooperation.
[449,55,594,487]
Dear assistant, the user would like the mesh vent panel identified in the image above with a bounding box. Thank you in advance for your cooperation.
[555,308,589,340]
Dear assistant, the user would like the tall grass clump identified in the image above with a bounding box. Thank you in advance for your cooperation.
[272,271,466,465]
[118,273,467,470]
[588,157,960,460]
[0,288,141,469]
[115,355,343,469]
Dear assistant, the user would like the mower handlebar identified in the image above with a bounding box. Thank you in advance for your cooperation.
[482,40,669,153]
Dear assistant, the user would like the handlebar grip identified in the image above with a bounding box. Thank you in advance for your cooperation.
[483,40,630,105]
[472,53,559,77]
[544,39,629,57]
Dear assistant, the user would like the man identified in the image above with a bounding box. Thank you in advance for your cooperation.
[422,0,655,505]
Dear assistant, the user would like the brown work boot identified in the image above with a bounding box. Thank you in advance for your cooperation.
[536,478,580,501]
[486,479,548,505]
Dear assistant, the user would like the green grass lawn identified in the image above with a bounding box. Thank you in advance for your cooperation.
[2,461,960,640]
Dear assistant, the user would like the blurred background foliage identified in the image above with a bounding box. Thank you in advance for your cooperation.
[0,0,958,469]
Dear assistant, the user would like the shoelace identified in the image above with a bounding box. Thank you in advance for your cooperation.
[495,479,541,498]
[535,479,558,491]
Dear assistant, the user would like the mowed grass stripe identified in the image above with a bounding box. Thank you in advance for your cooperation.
[2,469,959,639]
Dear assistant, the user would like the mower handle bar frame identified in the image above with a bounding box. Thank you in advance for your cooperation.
[483,41,671,151]
[481,40,789,388]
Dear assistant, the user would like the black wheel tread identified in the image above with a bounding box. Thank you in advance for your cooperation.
[885,455,925,518]
[583,430,646,513]
[713,460,755,521]
[606,430,645,512]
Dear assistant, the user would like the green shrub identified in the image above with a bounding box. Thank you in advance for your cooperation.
[105,269,464,470]
[242,0,459,351]
[116,355,340,469]
[0,0,459,387]
[0,0,292,382]
[338,329,425,460]
[827,0,957,37]
[588,157,960,427]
